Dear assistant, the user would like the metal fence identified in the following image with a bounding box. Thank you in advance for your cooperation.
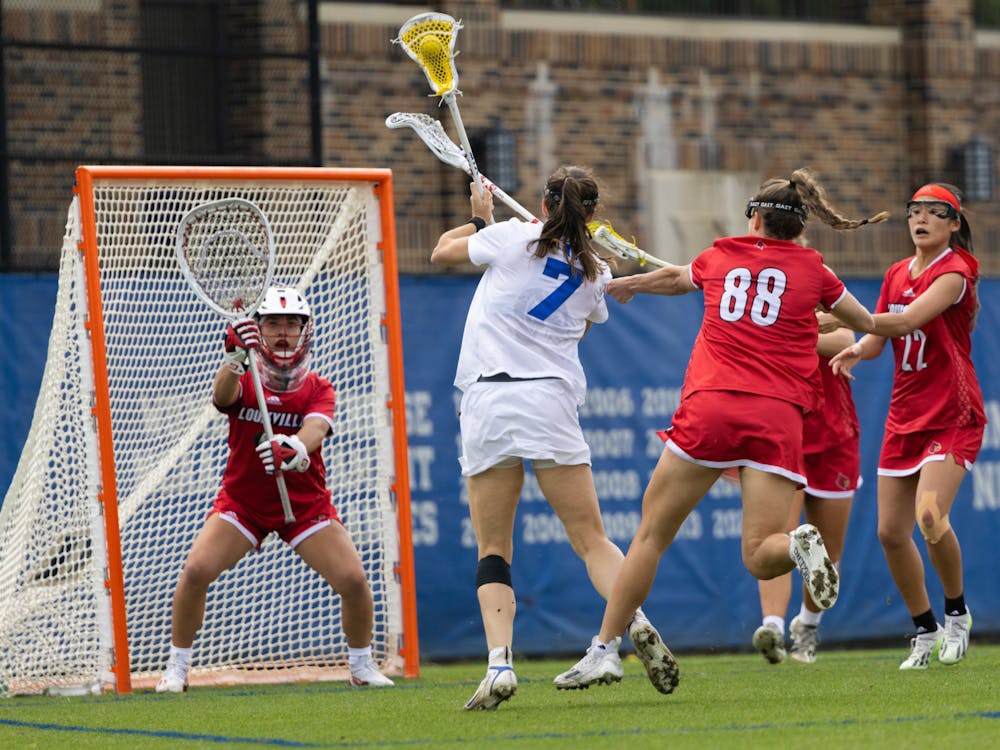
[501,0,1000,25]
[1,0,322,271]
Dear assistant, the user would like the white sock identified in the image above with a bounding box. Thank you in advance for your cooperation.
[348,645,373,671]
[488,646,512,666]
[798,606,822,627]
[169,645,192,669]
[590,635,619,651]
[762,615,785,635]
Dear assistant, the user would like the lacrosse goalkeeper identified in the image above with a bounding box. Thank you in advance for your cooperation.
[431,165,675,710]
[557,168,886,693]
[156,286,393,692]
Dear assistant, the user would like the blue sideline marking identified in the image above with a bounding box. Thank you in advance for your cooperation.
[2,709,996,747]
[0,718,321,747]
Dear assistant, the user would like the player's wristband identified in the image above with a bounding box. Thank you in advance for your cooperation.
[467,217,486,232]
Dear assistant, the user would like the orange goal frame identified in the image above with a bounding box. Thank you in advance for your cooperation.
[74,165,419,692]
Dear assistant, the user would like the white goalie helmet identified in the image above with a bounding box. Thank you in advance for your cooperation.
[254,286,313,392]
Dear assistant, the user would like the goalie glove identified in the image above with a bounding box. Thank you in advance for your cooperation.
[255,433,311,475]
[223,317,262,374]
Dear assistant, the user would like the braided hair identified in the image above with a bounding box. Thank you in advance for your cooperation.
[747,168,889,241]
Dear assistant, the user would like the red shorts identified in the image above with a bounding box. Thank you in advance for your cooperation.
[878,423,984,476]
[660,390,806,485]
[212,492,342,550]
[803,436,860,498]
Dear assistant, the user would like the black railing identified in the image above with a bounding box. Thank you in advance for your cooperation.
[0,0,322,271]
[500,0,870,21]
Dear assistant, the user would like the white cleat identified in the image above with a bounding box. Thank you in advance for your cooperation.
[899,626,944,671]
[464,664,517,710]
[155,660,189,694]
[788,616,819,664]
[349,659,395,687]
[752,623,786,665]
[938,611,971,665]
[553,636,623,690]
[629,615,679,694]
[789,524,839,610]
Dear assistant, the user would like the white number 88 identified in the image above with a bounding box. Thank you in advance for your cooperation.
[719,267,787,326]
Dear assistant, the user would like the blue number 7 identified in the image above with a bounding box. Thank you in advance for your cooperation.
[527,257,583,320]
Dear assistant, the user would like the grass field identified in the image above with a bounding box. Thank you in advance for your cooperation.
[2,645,998,749]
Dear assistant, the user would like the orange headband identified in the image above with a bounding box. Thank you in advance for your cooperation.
[909,184,961,214]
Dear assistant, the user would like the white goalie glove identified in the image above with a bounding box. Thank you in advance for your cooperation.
[255,434,311,475]
[223,317,262,374]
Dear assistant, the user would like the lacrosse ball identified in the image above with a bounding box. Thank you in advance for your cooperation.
[421,36,444,59]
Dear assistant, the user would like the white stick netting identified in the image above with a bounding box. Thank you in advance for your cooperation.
[176,198,275,316]
[0,176,404,695]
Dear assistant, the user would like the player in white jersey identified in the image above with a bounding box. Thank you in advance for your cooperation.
[432,166,669,710]
[155,287,393,693]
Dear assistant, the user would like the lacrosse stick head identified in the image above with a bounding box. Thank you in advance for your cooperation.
[385,112,470,172]
[175,198,275,317]
[587,220,662,268]
[253,286,313,392]
[394,12,462,98]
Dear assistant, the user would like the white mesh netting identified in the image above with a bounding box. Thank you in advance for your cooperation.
[0,174,407,695]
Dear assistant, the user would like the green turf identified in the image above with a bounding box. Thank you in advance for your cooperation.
[2,646,997,749]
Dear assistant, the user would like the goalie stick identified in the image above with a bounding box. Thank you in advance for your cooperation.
[175,197,296,524]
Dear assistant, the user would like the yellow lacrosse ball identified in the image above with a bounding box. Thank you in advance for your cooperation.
[420,35,445,60]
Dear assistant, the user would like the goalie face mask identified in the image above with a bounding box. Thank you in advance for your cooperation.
[255,287,313,392]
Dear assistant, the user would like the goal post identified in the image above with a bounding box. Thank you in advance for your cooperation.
[0,166,418,696]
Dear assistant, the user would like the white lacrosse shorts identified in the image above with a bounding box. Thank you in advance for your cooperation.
[458,378,592,477]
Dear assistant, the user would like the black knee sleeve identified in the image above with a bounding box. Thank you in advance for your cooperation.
[475,554,512,588]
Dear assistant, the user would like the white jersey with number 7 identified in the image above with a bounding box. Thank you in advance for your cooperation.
[455,217,611,404]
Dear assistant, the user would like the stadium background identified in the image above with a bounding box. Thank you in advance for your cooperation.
[2,0,999,659]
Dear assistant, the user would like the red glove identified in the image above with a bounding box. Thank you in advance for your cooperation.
[223,317,261,374]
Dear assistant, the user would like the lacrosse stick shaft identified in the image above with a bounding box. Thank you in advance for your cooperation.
[443,95,485,199]
[247,349,296,524]
[478,175,537,223]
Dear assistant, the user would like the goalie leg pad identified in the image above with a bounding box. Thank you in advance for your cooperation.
[475,554,512,589]
[916,489,951,544]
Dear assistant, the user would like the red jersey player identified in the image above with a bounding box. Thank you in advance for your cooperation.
[556,168,884,694]
[156,286,393,692]
[752,314,861,666]
[831,183,984,670]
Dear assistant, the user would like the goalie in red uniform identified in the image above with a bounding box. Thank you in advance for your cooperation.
[156,286,393,692]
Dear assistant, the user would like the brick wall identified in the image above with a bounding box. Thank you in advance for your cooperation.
[322,0,999,274]
[3,0,998,273]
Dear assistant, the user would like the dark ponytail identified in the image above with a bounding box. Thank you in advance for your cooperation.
[530,165,604,281]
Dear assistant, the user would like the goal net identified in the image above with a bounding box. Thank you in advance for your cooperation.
[0,166,417,696]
